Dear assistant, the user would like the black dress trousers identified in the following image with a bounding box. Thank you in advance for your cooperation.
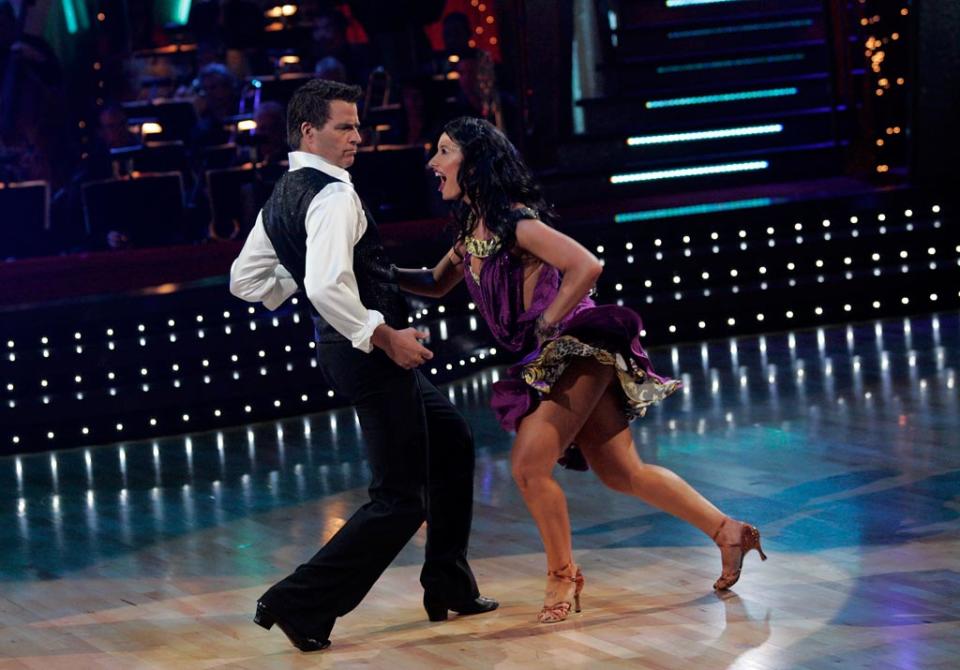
[259,341,479,635]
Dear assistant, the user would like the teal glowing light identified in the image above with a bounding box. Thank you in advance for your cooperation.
[669,19,813,39]
[62,0,78,34]
[154,1,192,27]
[610,160,769,184]
[176,1,193,25]
[614,198,776,223]
[645,87,797,109]
[62,0,91,34]
[627,124,783,146]
[657,53,804,74]
[666,0,750,6]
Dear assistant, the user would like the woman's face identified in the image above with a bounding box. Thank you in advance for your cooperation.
[428,132,464,201]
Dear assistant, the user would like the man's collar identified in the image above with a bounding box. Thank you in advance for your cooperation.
[288,151,352,183]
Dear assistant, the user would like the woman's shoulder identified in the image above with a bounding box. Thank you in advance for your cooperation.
[508,204,539,222]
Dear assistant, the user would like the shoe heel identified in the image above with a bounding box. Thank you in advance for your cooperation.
[574,594,581,613]
[254,602,276,630]
[751,527,768,562]
[423,595,449,622]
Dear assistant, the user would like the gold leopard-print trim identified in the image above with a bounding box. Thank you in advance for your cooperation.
[520,335,681,419]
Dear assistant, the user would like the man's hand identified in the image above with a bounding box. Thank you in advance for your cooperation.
[371,325,433,369]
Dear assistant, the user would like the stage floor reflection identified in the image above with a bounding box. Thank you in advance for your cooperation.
[2,312,958,668]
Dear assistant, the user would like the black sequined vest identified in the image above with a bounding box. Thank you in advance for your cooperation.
[261,167,409,344]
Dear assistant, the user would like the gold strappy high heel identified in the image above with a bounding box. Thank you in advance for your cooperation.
[537,563,584,624]
[712,517,767,590]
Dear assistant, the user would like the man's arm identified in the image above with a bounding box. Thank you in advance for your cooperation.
[303,186,433,368]
[229,212,299,309]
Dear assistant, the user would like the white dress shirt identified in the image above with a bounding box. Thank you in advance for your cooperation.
[229,151,385,352]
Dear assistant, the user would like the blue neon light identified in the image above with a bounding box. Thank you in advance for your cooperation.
[646,87,798,109]
[614,198,776,223]
[670,19,813,39]
[658,53,804,74]
[62,0,78,34]
[627,124,783,146]
[666,0,744,7]
[611,161,769,184]
[176,1,193,25]
[666,0,751,6]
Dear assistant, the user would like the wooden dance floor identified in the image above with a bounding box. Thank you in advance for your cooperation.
[2,313,958,669]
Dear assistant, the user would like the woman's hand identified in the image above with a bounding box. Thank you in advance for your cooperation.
[515,217,602,331]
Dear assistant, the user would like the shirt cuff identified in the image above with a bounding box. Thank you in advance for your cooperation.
[261,276,299,310]
[351,309,386,353]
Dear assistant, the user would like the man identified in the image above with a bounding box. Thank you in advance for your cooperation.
[190,63,238,151]
[229,79,496,652]
[308,8,373,85]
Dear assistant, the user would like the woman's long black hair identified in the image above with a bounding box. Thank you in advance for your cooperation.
[441,117,557,252]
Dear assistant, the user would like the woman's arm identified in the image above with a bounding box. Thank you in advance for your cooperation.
[514,218,603,328]
[394,245,465,298]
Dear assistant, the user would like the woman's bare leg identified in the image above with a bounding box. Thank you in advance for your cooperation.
[575,385,726,536]
[575,382,753,582]
[511,358,615,603]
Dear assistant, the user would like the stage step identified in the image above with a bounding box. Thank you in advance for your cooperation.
[610,0,822,27]
[604,42,829,90]
[578,73,838,134]
[613,7,826,57]
[559,106,846,172]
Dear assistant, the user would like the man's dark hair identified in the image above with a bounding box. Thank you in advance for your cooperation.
[286,78,362,149]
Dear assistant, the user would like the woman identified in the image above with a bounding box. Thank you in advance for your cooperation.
[395,117,766,623]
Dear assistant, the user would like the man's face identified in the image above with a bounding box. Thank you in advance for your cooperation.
[301,99,361,168]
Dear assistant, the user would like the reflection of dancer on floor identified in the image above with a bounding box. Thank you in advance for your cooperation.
[395,117,766,623]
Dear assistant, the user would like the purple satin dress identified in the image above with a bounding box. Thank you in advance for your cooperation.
[463,217,681,470]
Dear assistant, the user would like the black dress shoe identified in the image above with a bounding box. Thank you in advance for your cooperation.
[423,594,499,622]
[254,601,332,652]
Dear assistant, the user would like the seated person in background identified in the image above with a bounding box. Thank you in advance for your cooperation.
[440,12,502,128]
[418,12,503,144]
[98,104,140,153]
[315,55,347,83]
[50,104,139,252]
[238,101,287,239]
[0,0,69,187]
[348,0,446,143]
[441,13,478,65]
[0,1,61,88]
[252,101,287,166]
[189,63,239,151]
[308,7,373,86]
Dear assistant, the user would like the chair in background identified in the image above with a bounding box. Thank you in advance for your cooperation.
[82,172,187,249]
[110,141,189,176]
[206,164,256,239]
[0,180,50,259]
[123,100,199,143]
